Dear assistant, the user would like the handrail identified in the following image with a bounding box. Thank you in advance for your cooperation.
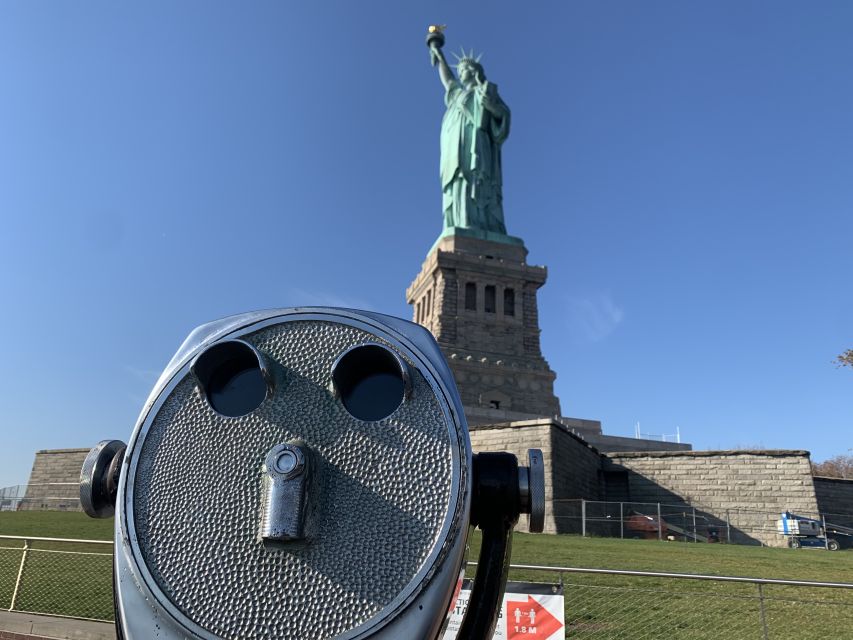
[0,535,113,545]
[0,535,848,589]
[470,562,853,590]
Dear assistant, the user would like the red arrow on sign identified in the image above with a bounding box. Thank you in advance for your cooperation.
[505,595,563,639]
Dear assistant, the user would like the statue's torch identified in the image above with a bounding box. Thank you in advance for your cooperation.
[426,24,446,65]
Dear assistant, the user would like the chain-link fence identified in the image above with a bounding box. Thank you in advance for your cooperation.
[7,484,853,546]
[0,535,113,621]
[502,563,853,640]
[1,534,852,638]
[554,499,853,548]
[0,486,27,512]
[1,483,82,512]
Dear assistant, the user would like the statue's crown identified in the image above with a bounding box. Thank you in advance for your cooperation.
[452,47,483,69]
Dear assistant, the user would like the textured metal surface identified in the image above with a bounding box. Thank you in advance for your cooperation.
[129,319,461,640]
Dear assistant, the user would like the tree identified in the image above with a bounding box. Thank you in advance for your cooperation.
[812,454,853,479]
[836,349,853,368]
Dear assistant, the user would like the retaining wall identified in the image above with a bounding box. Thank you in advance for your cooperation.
[604,450,819,547]
[814,476,853,529]
[20,449,87,511]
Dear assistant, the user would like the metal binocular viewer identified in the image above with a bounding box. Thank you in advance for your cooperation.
[80,308,545,640]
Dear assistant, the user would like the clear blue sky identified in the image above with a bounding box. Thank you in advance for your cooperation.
[1,2,851,488]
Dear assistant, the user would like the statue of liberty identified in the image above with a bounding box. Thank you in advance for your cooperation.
[427,27,511,236]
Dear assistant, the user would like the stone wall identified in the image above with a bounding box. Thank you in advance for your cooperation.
[470,419,602,534]
[604,450,819,547]
[814,476,853,529]
[20,449,88,511]
[25,438,830,546]
[549,421,603,535]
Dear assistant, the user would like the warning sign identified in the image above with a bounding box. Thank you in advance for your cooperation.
[442,581,564,640]
[505,594,563,639]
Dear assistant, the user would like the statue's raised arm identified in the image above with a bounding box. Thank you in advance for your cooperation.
[425,27,511,236]
[426,25,456,92]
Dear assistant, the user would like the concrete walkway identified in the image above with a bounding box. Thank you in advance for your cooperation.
[0,611,115,640]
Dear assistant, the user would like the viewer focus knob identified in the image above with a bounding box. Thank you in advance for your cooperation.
[79,439,126,518]
[519,448,545,533]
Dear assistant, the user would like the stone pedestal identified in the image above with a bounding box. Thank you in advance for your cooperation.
[406,233,562,424]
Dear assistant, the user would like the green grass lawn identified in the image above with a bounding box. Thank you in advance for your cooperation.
[479,532,853,638]
[498,531,853,583]
[0,512,851,636]
[0,511,113,542]
[0,512,114,620]
[3,512,849,581]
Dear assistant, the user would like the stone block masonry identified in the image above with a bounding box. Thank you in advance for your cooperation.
[406,234,562,423]
[604,450,819,547]
[814,476,853,529]
[405,224,693,452]
[470,422,824,545]
[24,438,836,550]
[20,449,88,511]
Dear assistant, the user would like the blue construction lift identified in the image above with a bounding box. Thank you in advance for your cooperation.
[777,511,853,551]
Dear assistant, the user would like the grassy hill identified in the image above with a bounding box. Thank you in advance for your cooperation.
[1,512,850,635]
[2,511,850,582]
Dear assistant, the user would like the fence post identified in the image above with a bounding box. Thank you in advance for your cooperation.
[657,503,662,541]
[581,499,586,537]
[757,583,769,640]
[726,509,731,543]
[619,502,624,539]
[9,538,30,612]
[822,514,829,551]
[692,507,697,543]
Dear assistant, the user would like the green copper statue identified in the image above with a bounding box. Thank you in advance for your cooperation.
[427,26,511,236]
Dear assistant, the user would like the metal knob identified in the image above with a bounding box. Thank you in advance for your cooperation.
[260,443,310,542]
[518,449,545,533]
[79,440,126,518]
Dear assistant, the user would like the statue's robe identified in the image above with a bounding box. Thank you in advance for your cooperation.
[440,79,510,234]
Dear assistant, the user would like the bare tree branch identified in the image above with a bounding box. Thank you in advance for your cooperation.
[812,453,853,479]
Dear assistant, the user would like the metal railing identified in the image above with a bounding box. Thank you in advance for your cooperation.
[0,535,113,621]
[1,483,82,512]
[0,486,27,512]
[1,534,851,638]
[495,563,853,639]
[554,499,853,548]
